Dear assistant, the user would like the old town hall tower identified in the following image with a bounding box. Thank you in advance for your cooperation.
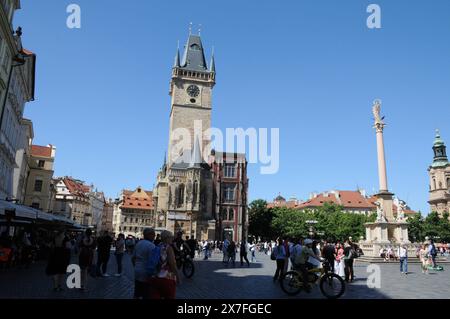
[153,32,217,240]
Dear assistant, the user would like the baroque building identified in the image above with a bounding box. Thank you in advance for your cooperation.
[53,177,90,225]
[428,130,450,216]
[23,144,56,211]
[113,187,155,238]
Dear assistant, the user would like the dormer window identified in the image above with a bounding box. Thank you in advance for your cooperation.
[190,44,200,51]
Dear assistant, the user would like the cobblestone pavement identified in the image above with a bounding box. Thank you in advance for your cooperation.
[0,251,449,299]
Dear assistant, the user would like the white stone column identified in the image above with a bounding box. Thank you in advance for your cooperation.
[376,127,389,192]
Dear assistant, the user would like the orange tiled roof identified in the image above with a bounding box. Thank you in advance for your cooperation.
[121,188,154,210]
[63,178,89,198]
[297,191,375,210]
[31,145,52,158]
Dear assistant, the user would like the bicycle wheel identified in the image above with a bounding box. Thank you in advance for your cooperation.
[280,271,302,296]
[319,273,345,299]
[183,259,195,278]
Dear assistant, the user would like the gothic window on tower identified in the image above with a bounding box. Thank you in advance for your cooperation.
[433,178,437,190]
[221,208,227,220]
[192,181,198,205]
[228,208,234,221]
[177,184,185,207]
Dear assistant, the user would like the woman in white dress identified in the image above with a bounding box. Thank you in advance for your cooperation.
[335,243,345,277]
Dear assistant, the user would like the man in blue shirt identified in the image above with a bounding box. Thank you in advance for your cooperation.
[132,228,155,299]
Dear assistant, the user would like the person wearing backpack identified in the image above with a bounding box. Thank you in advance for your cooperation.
[132,228,155,299]
[148,230,180,299]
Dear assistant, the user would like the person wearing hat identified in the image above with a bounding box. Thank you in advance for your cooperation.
[297,239,322,293]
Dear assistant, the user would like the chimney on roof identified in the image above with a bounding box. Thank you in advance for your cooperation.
[359,189,367,198]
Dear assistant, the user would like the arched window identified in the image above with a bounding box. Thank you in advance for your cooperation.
[193,181,198,205]
[221,208,227,220]
[177,184,185,207]
[228,208,234,222]
[433,178,437,190]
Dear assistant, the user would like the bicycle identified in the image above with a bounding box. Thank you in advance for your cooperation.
[176,250,195,278]
[280,259,345,299]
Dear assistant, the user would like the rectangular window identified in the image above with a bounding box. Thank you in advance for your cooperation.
[224,164,236,178]
[223,184,235,202]
[38,160,45,168]
[34,180,43,192]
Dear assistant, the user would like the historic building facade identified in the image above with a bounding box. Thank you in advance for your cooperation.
[151,32,249,241]
[12,117,33,203]
[113,187,155,238]
[428,130,450,217]
[210,151,248,242]
[23,144,56,212]
[88,190,105,231]
[101,198,114,233]
[0,2,36,200]
[53,177,90,225]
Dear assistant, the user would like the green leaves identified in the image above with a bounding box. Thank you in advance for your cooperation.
[249,201,375,241]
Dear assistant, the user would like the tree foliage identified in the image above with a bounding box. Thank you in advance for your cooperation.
[249,201,376,241]
[248,200,275,240]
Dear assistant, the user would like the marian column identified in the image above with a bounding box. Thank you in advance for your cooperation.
[372,100,395,222]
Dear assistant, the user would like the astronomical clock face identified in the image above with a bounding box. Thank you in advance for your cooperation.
[186,85,200,97]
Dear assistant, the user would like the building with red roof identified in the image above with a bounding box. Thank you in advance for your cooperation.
[112,187,155,237]
[268,189,418,219]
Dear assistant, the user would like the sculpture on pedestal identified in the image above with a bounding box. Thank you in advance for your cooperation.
[397,200,406,221]
[374,200,387,222]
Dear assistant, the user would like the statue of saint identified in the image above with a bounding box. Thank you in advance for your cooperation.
[375,200,387,222]
[372,99,382,124]
[397,200,406,221]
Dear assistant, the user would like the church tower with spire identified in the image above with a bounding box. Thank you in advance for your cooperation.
[428,130,450,217]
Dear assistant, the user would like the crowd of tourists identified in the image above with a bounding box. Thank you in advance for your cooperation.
[267,237,362,292]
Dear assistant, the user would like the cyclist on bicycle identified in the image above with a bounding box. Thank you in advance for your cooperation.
[172,231,191,261]
[295,239,322,293]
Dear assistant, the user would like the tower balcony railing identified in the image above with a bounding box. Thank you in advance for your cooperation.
[172,68,215,82]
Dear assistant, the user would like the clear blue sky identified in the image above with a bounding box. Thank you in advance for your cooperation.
[15,0,450,214]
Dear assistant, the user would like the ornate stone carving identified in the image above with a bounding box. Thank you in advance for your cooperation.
[375,200,387,222]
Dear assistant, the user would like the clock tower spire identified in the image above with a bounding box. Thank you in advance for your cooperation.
[167,31,216,166]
